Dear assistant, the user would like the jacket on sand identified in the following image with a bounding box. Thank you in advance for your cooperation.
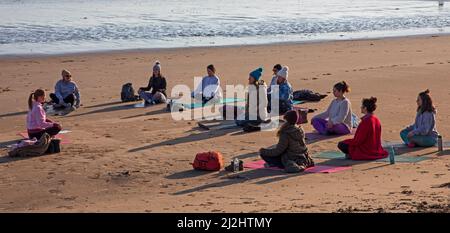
[8,133,51,157]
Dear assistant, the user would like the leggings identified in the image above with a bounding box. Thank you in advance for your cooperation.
[260,154,284,168]
[50,93,75,106]
[337,141,350,155]
[400,128,436,147]
[139,91,167,104]
[311,118,351,135]
[28,124,62,139]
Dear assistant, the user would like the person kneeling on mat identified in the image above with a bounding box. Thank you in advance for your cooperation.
[27,89,62,139]
[259,110,314,173]
[49,69,81,110]
[138,61,167,105]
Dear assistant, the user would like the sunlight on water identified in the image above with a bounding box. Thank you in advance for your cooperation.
[1,0,449,55]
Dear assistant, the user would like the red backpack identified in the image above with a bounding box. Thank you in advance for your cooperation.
[192,151,224,171]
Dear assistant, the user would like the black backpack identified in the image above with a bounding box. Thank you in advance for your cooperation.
[46,139,61,154]
[121,83,140,102]
[293,89,327,102]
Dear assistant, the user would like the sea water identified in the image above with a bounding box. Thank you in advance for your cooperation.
[1,0,450,55]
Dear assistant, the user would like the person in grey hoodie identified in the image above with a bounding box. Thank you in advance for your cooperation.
[400,89,439,147]
[50,69,81,109]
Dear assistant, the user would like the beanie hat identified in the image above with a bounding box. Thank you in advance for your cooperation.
[153,61,161,72]
[249,67,263,81]
[277,66,289,79]
[283,110,298,125]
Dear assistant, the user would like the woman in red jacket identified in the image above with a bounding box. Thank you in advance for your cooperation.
[337,97,388,160]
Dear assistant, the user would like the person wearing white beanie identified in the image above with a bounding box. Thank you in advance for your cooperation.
[277,66,289,79]
[138,60,167,105]
[268,66,293,114]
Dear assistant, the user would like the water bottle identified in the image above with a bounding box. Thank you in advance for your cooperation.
[437,135,443,152]
[389,146,395,164]
[233,158,239,172]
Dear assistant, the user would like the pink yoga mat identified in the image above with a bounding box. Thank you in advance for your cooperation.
[18,132,70,145]
[244,160,351,173]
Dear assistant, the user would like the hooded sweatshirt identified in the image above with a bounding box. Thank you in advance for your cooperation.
[405,111,438,138]
[193,75,221,98]
[27,102,54,130]
[314,97,352,130]
[260,124,311,168]
[55,80,80,104]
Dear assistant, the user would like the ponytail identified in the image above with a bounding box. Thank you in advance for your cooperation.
[28,93,34,110]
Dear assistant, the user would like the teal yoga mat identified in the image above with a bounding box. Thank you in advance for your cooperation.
[293,100,305,105]
[174,98,245,109]
[314,150,431,163]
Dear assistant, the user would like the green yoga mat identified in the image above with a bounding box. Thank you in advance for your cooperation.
[314,151,431,163]
[174,98,245,109]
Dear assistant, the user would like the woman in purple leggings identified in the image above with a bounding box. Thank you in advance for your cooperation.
[311,81,353,135]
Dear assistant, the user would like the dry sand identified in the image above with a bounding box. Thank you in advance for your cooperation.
[0,35,449,212]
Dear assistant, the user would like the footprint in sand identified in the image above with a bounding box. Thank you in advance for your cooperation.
[425,62,434,65]
[56,205,74,209]
[401,190,413,195]
[49,189,62,194]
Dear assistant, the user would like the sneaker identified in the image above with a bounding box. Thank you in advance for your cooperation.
[407,142,416,148]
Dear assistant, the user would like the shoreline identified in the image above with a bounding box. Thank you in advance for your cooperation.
[1,31,449,60]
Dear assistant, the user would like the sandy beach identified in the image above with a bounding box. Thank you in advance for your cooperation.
[0,35,449,212]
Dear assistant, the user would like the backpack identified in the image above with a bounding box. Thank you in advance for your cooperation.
[192,151,224,171]
[293,89,327,102]
[121,83,140,102]
[46,139,61,154]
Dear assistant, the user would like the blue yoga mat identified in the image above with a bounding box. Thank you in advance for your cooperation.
[314,150,431,163]
[174,98,245,109]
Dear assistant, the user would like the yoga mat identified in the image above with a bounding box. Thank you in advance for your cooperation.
[243,160,351,173]
[383,141,450,148]
[198,121,238,130]
[293,100,305,105]
[314,150,431,163]
[173,98,245,109]
[133,102,147,108]
[18,132,70,145]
